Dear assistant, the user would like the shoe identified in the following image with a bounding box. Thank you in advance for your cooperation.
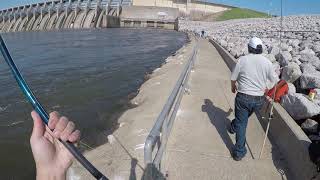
[232,153,243,161]
[228,124,235,134]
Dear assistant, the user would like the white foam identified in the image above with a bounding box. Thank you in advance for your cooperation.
[67,168,81,180]
[107,135,116,144]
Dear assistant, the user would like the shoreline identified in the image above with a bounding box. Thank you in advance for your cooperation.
[68,34,195,179]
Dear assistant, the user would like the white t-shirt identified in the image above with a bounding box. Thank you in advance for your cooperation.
[231,54,278,96]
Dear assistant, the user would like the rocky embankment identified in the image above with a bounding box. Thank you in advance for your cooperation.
[179,16,320,139]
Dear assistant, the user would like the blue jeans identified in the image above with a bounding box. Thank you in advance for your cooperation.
[230,93,264,158]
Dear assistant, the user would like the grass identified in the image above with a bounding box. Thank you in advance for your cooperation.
[216,8,271,21]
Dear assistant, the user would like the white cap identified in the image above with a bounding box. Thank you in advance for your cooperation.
[248,37,263,49]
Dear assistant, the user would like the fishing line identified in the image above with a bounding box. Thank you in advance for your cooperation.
[0,35,108,180]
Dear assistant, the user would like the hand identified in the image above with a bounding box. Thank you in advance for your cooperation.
[231,80,237,94]
[30,111,81,180]
[232,86,237,94]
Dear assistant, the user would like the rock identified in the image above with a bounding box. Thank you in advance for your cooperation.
[230,47,244,59]
[263,53,276,63]
[281,44,293,52]
[276,51,292,67]
[288,83,296,94]
[281,93,320,120]
[301,48,316,55]
[300,71,320,89]
[300,54,319,63]
[291,49,300,57]
[300,63,317,73]
[290,39,300,48]
[281,62,302,83]
[312,44,320,53]
[299,48,317,63]
[272,62,281,77]
[299,41,313,50]
[301,119,319,134]
[292,56,302,66]
[269,46,280,55]
[309,58,320,70]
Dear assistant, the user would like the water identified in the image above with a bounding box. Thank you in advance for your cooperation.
[0,28,186,179]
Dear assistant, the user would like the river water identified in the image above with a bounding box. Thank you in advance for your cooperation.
[0,28,186,179]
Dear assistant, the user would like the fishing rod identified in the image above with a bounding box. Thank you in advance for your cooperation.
[0,35,108,180]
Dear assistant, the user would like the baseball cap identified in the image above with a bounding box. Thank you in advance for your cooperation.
[248,37,263,49]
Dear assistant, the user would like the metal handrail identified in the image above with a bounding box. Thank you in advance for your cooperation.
[144,41,198,171]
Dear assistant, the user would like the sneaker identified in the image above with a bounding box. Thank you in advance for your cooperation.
[232,153,243,161]
[228,124,235,134]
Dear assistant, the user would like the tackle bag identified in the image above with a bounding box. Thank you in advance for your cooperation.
[267,80,288,102]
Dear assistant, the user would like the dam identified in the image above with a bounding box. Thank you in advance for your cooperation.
[0,0,132,33]
[0,0,232,32]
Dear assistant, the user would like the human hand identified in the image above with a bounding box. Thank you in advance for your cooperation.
[231,80,237,94]
[30,111,81,180]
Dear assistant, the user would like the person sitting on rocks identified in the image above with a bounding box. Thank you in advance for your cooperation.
[229,37,278,161]
[30,111,81,180]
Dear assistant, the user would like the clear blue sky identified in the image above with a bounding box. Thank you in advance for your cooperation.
[1,0,320,15]
[210,0,320,15]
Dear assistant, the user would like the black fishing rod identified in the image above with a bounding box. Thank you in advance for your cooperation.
[0,35,108,180]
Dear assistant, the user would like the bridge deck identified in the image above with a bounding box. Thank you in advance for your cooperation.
[163,39,291,180]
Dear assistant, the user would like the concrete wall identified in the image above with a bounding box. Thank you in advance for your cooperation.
[121,6,178,30]
[132,0,230,14]
[209,39,319,180]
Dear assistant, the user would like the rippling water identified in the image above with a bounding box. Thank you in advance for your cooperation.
[0,28,186,179]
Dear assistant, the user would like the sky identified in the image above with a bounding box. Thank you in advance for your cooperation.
[0,0,320,16]
[210,0,320,16]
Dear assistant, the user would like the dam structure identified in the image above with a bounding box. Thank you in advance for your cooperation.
[0,0,232,32]
[0,0,132,33]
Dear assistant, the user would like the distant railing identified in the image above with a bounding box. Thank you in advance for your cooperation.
[144,41,198,173]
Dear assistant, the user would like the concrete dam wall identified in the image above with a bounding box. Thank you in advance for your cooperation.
[0,0,132,33]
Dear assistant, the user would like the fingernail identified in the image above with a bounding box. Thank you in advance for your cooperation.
[54,131,60,137]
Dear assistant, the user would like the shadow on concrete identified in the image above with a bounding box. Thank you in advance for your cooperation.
[201,99,234,154]
[129,158,138,180]
[255,107,294,180]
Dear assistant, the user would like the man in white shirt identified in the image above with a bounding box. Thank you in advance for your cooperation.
[229,37,278,161]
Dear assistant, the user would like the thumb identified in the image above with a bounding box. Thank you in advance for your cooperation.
[31,111,45,139]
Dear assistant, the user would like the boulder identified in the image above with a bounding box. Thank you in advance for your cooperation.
[292,56,302,66]
[220,40,228,48]
[301,119,319,134]
[309,58,320,70]
[290,39,300,48]
[312,44,320,53]
[299,48,317,63]
[300,63,317,73]
[272,62,281,77]
[281,62,302,83]
[276,51,292,67]
[263,53,276,63]
[299,41,313,50]
[281,44,293,52]
[300,71,320,89]
[269,46,280,55]
[288,83,296,94]
[230,48,244,59]
[281,93,320,120]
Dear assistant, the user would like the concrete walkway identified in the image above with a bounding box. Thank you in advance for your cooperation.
[163,39,290,180]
